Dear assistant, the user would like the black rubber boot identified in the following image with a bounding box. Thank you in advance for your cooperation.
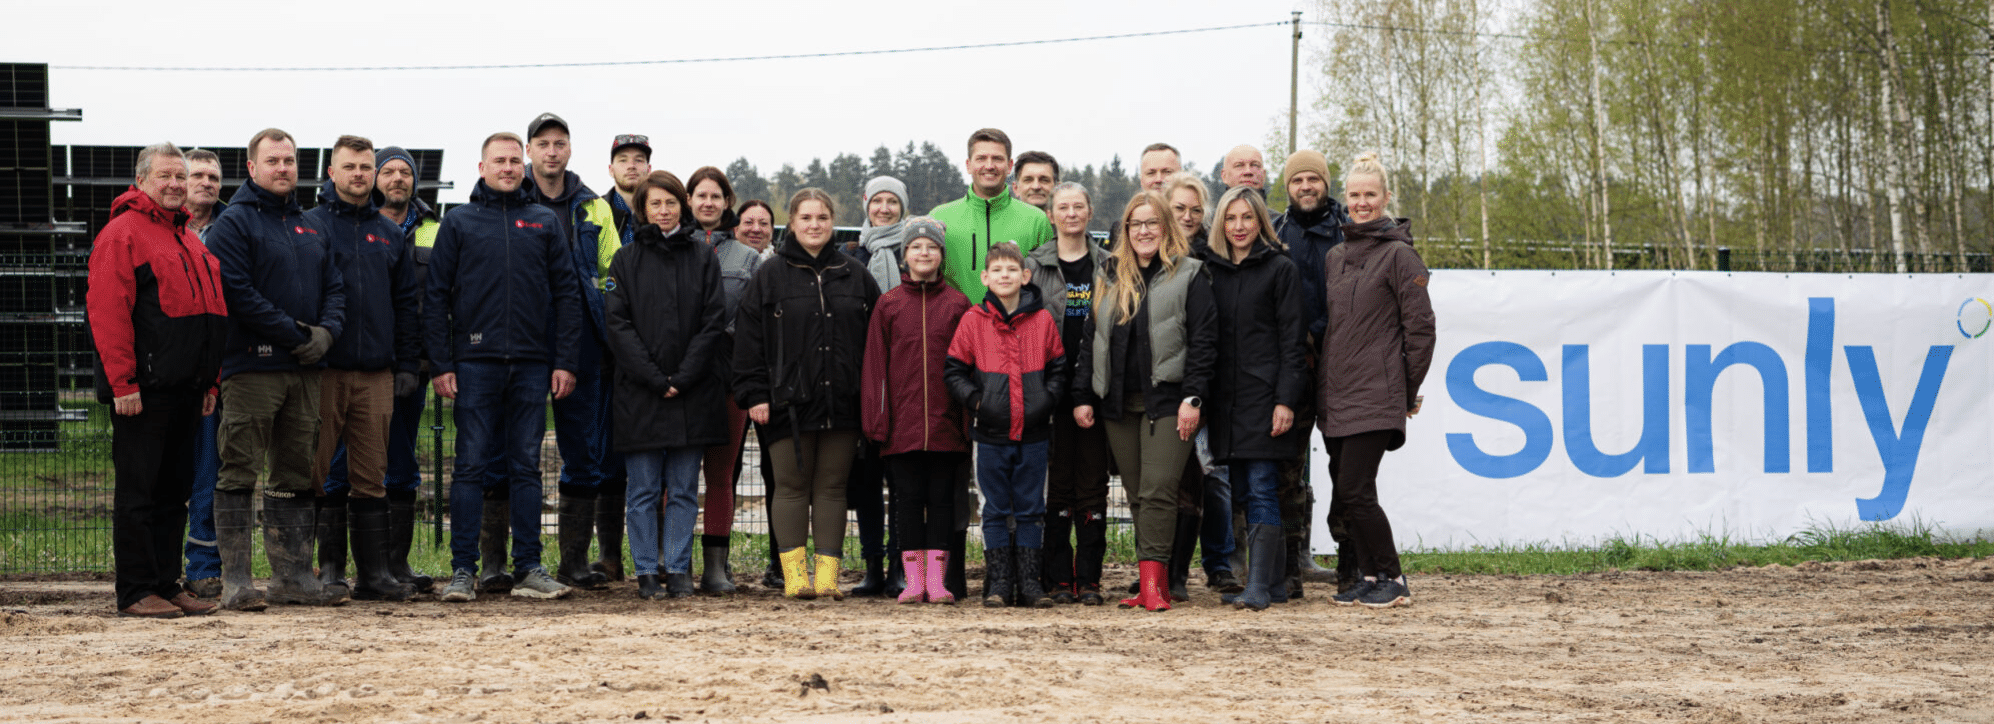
[478,493,513,593]
[636,573,663,600]
[665,572,695,598]
[349,497,415,602]
[264,494,348,606]
[385,491,433,593]
[1280,537,1305,602]
[1226,523,1284,611]
[945,529,968,602]
[313,493,350,599]
[761,534,783,590]
[1042,512,1075,603]
[1166,511,1199,603]
[981,546,1014,608]
[1017,547,1053,608]
[592,489,626,582]
[851,556,888,597]
[556,488,607,590]
[883,544,906,599]
[699,538,736,595]
[1074,510,1108,605]
[215,490,267,611]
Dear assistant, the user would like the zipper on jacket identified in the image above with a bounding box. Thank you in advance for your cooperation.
[502,205,515,363]
[920,287,930,450]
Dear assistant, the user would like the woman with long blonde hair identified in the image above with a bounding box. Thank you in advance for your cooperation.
[1071,190,1218,612]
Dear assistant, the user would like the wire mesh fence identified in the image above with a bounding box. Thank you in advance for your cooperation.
[0,396,1144,574]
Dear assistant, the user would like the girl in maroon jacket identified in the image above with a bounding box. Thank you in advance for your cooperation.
[861,219,973,604]
[1318,151,1436,610]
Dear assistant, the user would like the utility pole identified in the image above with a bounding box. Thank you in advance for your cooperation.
[1290,10,1303,157]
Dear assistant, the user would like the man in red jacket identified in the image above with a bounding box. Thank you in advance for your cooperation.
[87,142,230,618]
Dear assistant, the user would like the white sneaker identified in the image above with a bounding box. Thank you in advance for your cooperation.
[510,567,573,599]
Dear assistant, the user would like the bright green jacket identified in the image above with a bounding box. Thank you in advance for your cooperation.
[928,185,1053,302]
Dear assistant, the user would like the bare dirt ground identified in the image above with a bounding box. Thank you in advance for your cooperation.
[0,558,1991,724]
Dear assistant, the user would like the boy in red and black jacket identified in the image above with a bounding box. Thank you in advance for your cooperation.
[944,241,1066,609]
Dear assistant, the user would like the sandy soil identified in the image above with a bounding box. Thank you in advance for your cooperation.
[1,557,1991,723]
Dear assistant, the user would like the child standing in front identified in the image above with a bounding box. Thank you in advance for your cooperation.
[860,219,973,605]
[945,242,1069,609]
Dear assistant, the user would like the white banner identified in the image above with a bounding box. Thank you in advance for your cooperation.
[1311,270,1994,551]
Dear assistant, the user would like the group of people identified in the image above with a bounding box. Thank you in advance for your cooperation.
[89,118,1435,619]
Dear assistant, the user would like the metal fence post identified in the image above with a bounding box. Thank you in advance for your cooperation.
[1717,247,1731,272]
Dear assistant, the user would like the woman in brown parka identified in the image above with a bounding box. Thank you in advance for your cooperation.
[1316,151,1436,610]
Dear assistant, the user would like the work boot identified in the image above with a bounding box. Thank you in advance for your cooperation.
[813,553,845,601]
[478,496,513,593]
[348,497,415,602]
[897,550,927,604]
[118,595,183,619]
[944,530,968,602]
[184,577,223,600]
[636,573,663,600]
[1227,524,1285,611]
[699,541,737,595]
[263,494,348,606]
[981,546,1015,608]
[851,556,888,597]
[313,494,350,599]
[1074,510,1107,606]
[214,490,266,612]
[386,491,433,593]
[1016,547,1053,608]
[1042,512,1075,603]
[592,490,626,582]
[166,591,217,616]
[1166,511,1199,603]
[779,547,814,599]
[555,490,607,590]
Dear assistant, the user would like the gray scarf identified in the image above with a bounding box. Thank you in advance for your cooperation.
[859,176,912,292]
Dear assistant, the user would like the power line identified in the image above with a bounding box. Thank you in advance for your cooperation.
[53,21,1289,73]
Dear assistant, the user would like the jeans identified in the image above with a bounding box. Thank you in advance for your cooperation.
[325,375,428,496]
[447,360,551,575]
[624,447,704,576]
[1230,459,1283,526]
[184,404,222,581]
[1194,429,1235,571]
[976,440,1049,550]
[112,389,202,608]
[550,337,622,496]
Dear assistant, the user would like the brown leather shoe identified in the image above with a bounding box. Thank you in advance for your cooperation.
[118,595,185,619]
[167,591,217,616]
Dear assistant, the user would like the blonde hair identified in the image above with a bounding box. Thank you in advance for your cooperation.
[1343,150,1395,215]
[1212,186,1284,261]
[1106,191,1189,325]
[1161,172,1210,233]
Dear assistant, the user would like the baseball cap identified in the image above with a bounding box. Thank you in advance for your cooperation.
[611,134,651,159]
[526,112,569,139]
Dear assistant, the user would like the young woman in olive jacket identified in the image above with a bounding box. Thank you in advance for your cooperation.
[732,188,882,600]
[603,171,730,601]
[1199,186,1309,611]
[1071,190,1218,612]
[1318,152,1436,610]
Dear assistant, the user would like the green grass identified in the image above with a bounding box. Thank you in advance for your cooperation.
[1395,518,1994,576]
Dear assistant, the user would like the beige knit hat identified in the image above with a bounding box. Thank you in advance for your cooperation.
[1282,150,1331,187]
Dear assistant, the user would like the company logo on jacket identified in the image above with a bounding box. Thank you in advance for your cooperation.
[514,219,543,229]
[293,226,318,235]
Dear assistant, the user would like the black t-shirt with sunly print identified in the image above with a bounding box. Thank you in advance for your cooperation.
[1058,254,1094,360]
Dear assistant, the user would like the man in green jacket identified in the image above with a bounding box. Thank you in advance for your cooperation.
[929,128,1053,301]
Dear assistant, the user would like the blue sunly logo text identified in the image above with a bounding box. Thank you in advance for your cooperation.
[1442,297,1952,522]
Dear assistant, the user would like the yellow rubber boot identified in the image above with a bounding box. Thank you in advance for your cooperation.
[780,547,815,599]
[814,554,845,600]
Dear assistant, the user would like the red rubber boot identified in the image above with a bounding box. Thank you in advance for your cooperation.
[1120,560,1172,611]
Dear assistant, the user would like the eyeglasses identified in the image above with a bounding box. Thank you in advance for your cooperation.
[1126,219,1163,232]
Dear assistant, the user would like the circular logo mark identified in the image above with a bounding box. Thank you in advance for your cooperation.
[1957,297,1991,339]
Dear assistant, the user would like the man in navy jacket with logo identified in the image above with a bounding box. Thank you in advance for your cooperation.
[427,132,584,603]
[204,128,348,610]
[302,135,421,603]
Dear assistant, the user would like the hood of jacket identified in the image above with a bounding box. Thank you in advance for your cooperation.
[634,222,697,251]
[1341,216,1415,247]
[1286,196,1349,233]
[110,186,189,229]
[774,232,845,269]
[525,168,597,207]
[226,178,302,215]
[972,283,1047,327]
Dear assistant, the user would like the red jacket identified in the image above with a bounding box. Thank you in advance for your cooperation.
[861,276,973,455]
[944,286,1068,444]
[87,187,229,400]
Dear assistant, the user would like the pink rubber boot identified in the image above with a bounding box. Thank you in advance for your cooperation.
[897,550,927,604]
[925,549,954,604]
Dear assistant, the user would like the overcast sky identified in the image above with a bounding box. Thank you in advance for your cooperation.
[16,0,1313,206]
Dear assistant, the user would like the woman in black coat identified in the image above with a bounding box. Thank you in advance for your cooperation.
[604,171,729,600]
[1199,186,1308,611]
[732,188,881,600]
